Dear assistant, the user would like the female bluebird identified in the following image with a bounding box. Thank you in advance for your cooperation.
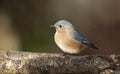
[51,20,99,54]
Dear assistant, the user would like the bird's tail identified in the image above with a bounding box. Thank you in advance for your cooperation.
[89,43,100,49]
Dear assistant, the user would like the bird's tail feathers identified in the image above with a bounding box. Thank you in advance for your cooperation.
[89,43,100,50]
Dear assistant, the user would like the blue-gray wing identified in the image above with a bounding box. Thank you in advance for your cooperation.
[71,31,99,49]
[72,31,91,45]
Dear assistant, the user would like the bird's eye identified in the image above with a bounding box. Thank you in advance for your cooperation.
[59,25,62,28]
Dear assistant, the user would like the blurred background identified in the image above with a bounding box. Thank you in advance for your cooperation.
[0,0,120,55]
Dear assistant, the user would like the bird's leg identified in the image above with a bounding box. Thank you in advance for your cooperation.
[70,53,81,56]
[62,52,81,56]
[62,52,70,56]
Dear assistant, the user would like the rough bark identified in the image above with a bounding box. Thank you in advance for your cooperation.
[0,51,119,74]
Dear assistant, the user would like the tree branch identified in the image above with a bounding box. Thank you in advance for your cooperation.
[0,51,119,74]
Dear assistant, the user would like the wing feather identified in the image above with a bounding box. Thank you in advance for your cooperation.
[71,31,99,49]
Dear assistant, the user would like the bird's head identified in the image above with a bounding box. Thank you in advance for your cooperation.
[51,20,75,32]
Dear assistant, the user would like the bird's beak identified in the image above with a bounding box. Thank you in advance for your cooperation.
[50,25,55,28]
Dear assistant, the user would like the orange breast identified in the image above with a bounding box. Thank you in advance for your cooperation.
[54,31,86,54]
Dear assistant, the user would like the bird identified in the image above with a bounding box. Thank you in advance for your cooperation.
[51,20,99,54]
